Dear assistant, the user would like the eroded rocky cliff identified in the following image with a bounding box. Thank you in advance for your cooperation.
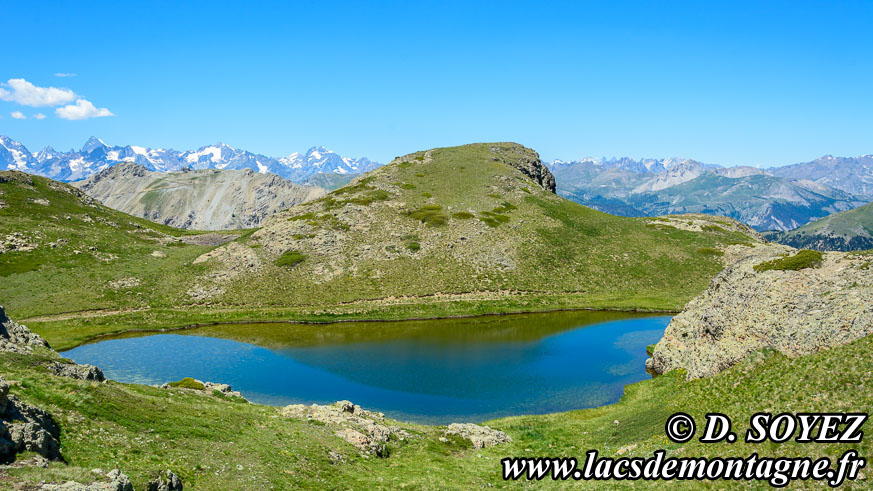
[75,163,326,230]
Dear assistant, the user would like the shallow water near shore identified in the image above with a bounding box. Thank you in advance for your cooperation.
[62,311,669,424]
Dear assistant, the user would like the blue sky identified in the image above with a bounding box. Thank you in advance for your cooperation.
[1,1,871,165]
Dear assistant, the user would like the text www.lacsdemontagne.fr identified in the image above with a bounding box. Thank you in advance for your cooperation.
[502,450,865,487]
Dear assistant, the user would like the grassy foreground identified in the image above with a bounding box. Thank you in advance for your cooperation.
[2,331,871,488]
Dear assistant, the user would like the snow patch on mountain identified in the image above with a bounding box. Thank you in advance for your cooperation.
[0,135,381,183]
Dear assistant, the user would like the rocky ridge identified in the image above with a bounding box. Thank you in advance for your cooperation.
[647,245,873,378]
[75,163,326,230]
[1,304,51,354]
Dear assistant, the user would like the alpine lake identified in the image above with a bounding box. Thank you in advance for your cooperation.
[62,311,670,424]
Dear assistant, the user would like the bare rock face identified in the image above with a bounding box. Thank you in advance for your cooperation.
[489,143,556,193]
[647,245,873,379]
[74,163,327,230]
[445,423,512,449]
[0,305,50,353]
[282,400,412,457]
[1,377,62,464]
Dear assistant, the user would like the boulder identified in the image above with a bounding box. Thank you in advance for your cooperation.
[159,378,246,401]
[445,423,512,449]
[1,377,62,464]
[147,469,183,490]
[282,401,411,457]
[41,468,134,490]
[47,362,106,382]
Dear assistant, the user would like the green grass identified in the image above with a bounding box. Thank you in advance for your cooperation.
[408,205,449,227]
[754,249,823,272]
[276,250,306,268]
[696,247,724,257]
[167,377,205,390]
[405,242,420,251]
[451,212,474,220]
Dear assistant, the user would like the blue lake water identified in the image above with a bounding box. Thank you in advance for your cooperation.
[62,311,669,424]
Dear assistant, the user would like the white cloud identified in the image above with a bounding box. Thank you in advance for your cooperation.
[54,73,77,78]
[0,78,77,107]
[34,113,47,120]
[11,111,26,119]
[55,99,114,120]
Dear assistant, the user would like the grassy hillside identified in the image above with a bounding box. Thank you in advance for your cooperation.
[0,170,240,318]
[221,143,756,310]
[3,316,872,488]
[1,144,760,349]
[770,201,873,251]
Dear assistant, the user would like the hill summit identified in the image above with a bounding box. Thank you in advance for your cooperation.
[188,142,756,312]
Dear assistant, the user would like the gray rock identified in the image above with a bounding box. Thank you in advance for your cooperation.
[489,143,556,193]
[160,378,247,401]
[445,423,512,449]
[147,469,183,490]
[648,245,873,378]
[47,362,105,382]
[1,376,61,464]
[42,468,134,490]
[282,400,409,457]
[0,305,51,353]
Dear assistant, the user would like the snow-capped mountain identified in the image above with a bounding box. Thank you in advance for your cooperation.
[0,135,381,183]
[0,135,37,171]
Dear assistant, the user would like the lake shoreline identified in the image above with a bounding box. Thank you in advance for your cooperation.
[61,305,678,350]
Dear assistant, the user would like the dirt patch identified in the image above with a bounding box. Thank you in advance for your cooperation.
[177,233,239,247]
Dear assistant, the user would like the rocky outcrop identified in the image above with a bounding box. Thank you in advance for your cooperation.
[282,401,412,457]
[147,469,183,491]
[41,469,134,490]
[160,379,246,401]
[1,305,50,353]
[489,143,556,193]
[47,361,105,382]
[445,423,512,449]
[647,245,873,378]
[1,377,62,464]
[74,163,327,230]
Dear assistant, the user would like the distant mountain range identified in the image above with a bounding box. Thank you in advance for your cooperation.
[0,135,380,183]
[548,155,873,231]
[764,201,873,251]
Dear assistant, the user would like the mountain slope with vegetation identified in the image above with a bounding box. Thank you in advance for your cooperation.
[74,162,326,230]
[2,143,760,350]
[551,160,864,231]
[765,201,873,251]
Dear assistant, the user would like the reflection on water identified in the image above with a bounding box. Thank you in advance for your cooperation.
[63,311,669,424]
